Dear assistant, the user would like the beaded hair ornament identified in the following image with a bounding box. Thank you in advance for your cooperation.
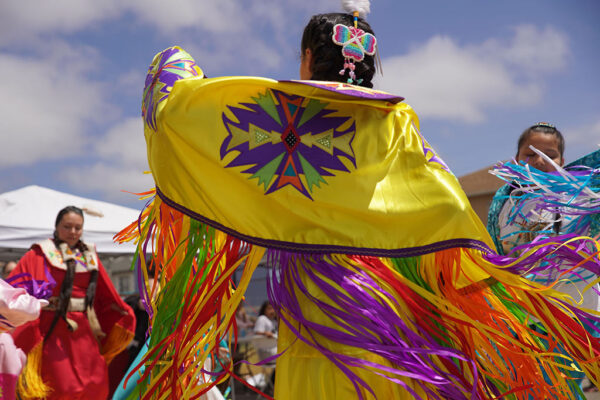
[531,122,556,129]
[332,0,377,85]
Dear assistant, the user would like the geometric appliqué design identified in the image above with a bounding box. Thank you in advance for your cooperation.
[220,89,357,200]
[412,122,450,173]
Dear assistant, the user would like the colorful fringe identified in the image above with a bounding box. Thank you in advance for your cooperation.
[267,247,600,399]
[102,323,135,365]
[16,341,51,399]
[490,151,600,237]
[115,188,600,400]
[116,191,265,400]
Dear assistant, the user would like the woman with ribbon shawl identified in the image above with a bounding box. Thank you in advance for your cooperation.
[487,125,600,398]
[7,206,135,400]
[116,5,600,400]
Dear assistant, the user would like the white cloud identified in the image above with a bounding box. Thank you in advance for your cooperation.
[493,25,569,74]
[0,1,121,45]
[0,1,327,144]
[181,39,284,76]
[0,41,113,167]
[0,0,321,72]
[96,117,148,168]
[61,117,153,200]
[0,0,325,197]
[0,1,241,45]
[0,0,326,41]
[122,0,245,35]
[377,25,569,123]
[116,68,147,98]
[60,162,153,202]
[568,120,600,143]
[565,120,600,159]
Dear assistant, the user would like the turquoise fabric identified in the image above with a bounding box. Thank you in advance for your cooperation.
[486,184,512,255]
[567,149,600,238]
[112,340,149,400]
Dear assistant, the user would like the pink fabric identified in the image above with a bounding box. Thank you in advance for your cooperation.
[0,333,26,400]
[0,279,44,400]
[0,279,46,332]
[0,373,18,400]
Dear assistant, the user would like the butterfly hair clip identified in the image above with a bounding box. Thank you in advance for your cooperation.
[332,24,377,84]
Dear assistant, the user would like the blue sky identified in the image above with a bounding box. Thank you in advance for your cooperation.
[1,0,598,209]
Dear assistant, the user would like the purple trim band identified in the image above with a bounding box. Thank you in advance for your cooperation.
[156,186,494,257]
[280,80,405,104]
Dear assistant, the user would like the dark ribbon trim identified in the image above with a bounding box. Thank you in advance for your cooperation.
[155,186,494,258]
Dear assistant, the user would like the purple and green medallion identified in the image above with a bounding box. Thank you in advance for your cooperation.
[220,89,357,200]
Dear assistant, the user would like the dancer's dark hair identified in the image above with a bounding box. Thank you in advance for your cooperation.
[54,205,84,229]
[301,13,376,88]
[516,123,565,159]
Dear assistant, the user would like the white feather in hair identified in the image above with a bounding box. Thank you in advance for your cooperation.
[82,205,104,218]
[341,0,371,17]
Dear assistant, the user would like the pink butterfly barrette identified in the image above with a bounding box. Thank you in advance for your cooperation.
[332,24,377,84]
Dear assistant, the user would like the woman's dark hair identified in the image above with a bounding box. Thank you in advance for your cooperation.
[258,300,272,316]
[54,205,84,228]
[517,123,565,159]
[301,13,376,88]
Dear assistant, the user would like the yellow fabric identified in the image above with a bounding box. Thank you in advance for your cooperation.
[276,328,426,399]
[275,260,427,399]
[146,76,493,253]
[126,48,600,399]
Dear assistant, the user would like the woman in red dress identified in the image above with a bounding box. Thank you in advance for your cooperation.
[8,206,135,399]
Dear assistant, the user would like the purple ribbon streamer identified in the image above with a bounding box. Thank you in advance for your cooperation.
[265,250,479,400]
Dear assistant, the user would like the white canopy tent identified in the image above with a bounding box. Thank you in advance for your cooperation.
[0,185,140,261]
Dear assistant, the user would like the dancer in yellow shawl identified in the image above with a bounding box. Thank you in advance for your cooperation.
[117,3,600,399]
